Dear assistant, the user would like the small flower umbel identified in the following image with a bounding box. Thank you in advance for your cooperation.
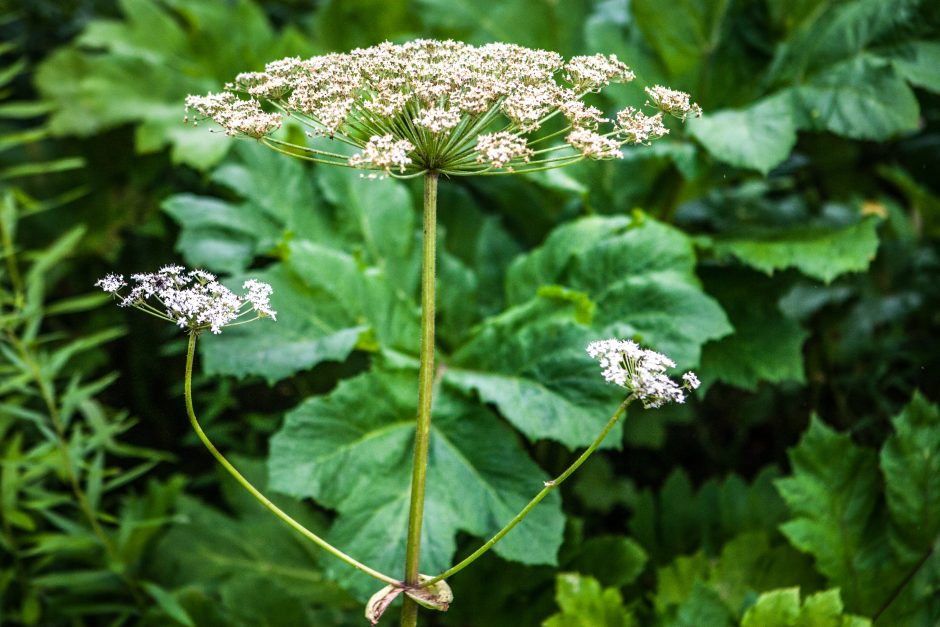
[95,265,276,334]
[587,339,700,408]
[96,264,400,590]
[185,40,700,178]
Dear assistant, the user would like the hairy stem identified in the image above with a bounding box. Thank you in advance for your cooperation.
[401,171,439,627]
[419,395,635,588]
[183,332,398,586]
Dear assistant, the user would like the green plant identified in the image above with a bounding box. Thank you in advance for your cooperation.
[9,0,939,625]
[101,39,712,625]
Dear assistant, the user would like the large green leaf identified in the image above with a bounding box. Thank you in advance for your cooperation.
[507,213,731,367]
[687,94,797,175]
[445,302,624,449]
[885,41,940,92]
[775,418,885,611]
[268,370,564,597]
[796,56,920,140]
[34,0,313,169]
[163,138,329,274]
[881,393,940,560]
[707,216,880,284]
[198,262,367,382]
[876,394,940,625]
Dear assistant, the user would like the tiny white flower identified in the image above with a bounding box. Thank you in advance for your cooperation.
[566,129,623,160]
[97,266,276,334]
[587,339,697,408]
[644,85,702,120]
[475,132,533,169]
[349,134,415,174]
[95,274,126,293]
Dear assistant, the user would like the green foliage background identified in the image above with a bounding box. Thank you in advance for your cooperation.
[1,0,938,625]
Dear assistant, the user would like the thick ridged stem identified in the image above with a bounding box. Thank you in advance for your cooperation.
[400,171,439,627]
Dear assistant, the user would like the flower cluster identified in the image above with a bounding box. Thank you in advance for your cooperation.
[96,266,276,334]
[644,86,703,121]
[587,339,700,409]
[185,40,701,177]
[347,134,415,175]
[184,92,282,138]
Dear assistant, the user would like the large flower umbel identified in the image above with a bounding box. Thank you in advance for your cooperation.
[96,266,276,334]
[186,40,700,178]
[587,339,700,409]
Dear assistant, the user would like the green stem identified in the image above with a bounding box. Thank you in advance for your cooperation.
[400,171,439,627]
[419,395,635,588]
[183,332,398,587]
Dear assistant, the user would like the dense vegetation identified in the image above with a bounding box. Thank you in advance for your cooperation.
[1,0,938,625]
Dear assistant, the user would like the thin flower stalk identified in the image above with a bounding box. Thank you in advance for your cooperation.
[419,339,700,589]
[419,394,635,588]
[183,333,398,586]
[97,266,398,586]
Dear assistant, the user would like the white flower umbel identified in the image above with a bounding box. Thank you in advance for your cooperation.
[96,266,277,334]
[644,85,703,121]
[185,40,700,178]
[587,339,700,409]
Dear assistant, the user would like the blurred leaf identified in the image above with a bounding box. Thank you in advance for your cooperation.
[631,467,789,565]
[707,217,880,283]
[543,573,635,627]
[669,582,735,627]
[653,532,822,623]
[142,581,195,627]
[34,0,314,169]
[630,0,731,84]
[688,94,797,174]
[795,56,920,140]
[699,269,808,391]
[741,587,871,627]
[767,0,922,83]
[885,41,940,92]
[881,393,940,561]
[417,0,590,52]
[568,536,648,588]
[775,418,889,613]
[268,370,564,598]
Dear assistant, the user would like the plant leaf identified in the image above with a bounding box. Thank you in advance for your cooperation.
[507,214,731,367]
[707,216,880,284]
[268,370,564,598]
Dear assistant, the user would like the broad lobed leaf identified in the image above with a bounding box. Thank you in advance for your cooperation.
[268,370,565,598]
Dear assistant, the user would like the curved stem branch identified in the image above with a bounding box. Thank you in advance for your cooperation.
[400,171,439,627]
[419,395,635,588]
[183,332,398,587]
